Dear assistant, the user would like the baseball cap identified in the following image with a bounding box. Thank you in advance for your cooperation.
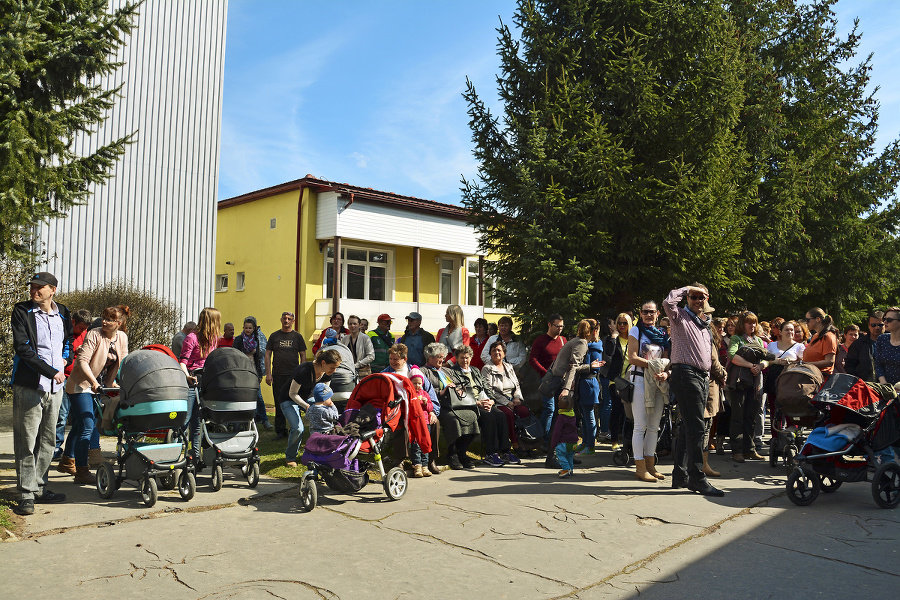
[313,383,333,403]
[405,311,423,321]
[31,272,58,287]
[377,313,393,322]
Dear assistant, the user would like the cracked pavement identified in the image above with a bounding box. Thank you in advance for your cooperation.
[2,431,899,599]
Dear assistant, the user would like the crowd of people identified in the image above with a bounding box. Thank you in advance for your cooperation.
[11,270,900,516]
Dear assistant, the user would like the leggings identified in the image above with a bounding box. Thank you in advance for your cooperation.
[631,375,663,460]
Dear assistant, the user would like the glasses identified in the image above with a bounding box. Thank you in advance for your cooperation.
[688,294,707,301]
[884,317,899,324]
[871,323,885,328]
[616,321,629,326]
[551,323,564,328]
[640,309,656,315]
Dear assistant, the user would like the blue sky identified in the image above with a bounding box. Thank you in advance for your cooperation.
[219,0,900,205]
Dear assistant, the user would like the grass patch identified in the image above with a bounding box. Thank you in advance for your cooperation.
[0,498,21,540]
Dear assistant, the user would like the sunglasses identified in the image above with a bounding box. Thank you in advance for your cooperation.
[871,323,885,327]
[640,309,656,315]
[688,294,707,301]
[884,317,899,324]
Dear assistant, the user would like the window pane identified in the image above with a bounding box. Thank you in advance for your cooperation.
[370,251,387,264]
[347,248,367,262]
[370,266,385,300]
[441,259,453,271]
[347,264,365,299]
[467,274,478,305]
[441,272,451,304]
[325,263,333,298]
[467,261,479,275]
[326,246,333,259]
[484,284,494,309]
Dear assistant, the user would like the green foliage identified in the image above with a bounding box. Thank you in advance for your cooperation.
[0,0,139,259]
[56,279,182,353]
[0,231,41,404]
[464,0,900,331]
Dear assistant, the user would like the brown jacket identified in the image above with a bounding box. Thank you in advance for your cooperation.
[65,328,129,394]
[706,337,726,418]
[550,337,592,394]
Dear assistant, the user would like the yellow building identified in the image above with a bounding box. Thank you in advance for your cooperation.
[215,176,510,405]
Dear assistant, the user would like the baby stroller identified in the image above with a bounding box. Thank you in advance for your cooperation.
[199,348,262,490]
[786,374,900,508]
[96,348,197,507]
[298,372,430,512]
[770,363,824,474]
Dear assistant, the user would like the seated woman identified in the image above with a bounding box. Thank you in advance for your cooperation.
[481,340,527,461]
[436,345,483,469]
[382,344,439,470]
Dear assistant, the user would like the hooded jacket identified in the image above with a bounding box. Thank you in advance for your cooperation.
[232,316,267,377]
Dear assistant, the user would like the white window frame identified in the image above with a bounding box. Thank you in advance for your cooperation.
[235,272,245,292]
[324,244,393,301]
[215,274,228,292]
[439,256,459,305]
[465,259,480,306]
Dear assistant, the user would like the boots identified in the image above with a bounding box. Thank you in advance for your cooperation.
[57,456,76,475]
[88,448,103,468]
[645,456,665,480]
[74,466,96,485]
[421,464,432,478]
[702,452,720,477]
[715,435,726,455]
[428,460,441,475]
[634,459,658,483]
[413,465,424,478]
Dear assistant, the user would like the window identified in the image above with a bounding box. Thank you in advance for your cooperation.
[466,260,480,305]
[484,275,503,309]
[215,274,228,292]
[270,218,276,229]
[236,272,245,291]
[440,258,455,304]
[324,246,389,301]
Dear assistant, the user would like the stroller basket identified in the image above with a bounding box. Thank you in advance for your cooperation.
[322,467,370,494]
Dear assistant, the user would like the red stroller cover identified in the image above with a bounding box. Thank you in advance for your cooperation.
[346,373,432,454]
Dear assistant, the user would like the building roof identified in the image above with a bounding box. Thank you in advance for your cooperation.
[218,175,470,220]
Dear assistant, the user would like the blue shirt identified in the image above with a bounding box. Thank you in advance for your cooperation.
[34,303,65,393]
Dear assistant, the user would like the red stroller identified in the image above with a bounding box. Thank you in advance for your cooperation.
[786,374,900,508]
[298,373,431,512]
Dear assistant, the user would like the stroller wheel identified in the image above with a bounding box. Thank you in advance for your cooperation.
[612,449,630,467]
[96,463,116,499]
[786,469,819,506]
[247,462,260,488]
[158,469,178,491]
[871,462,900,509]
[383,466,408,501]
[140,476,158,507]
[299,474,317,512]
[211,465,224,492]
[783,446,798,476]
[820,476,842,493]
[178,470,196,501]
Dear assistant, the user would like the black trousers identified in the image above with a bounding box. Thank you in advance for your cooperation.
[729,386,761,454]
[272,373,292,436]
[478,406,511,454]
[609,384,626,443]
[670,365,710,484]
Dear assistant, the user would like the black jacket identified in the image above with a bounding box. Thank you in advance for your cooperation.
[600,335,626,380]
[11,300,74,389]
[845,335,877,382]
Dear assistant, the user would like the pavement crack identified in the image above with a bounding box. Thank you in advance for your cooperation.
[750,541,900,577]
[634,514,703,528]
[490,526,571,541]
[194,579,339,599]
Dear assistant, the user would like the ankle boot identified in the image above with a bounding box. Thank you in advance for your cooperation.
[74,466,96,485]
[634,459,658,483]
[421,464,432,477]
[88,448,103,468]
[702,452,720,477]
[56,456,76,475]
[645,456,665,480]
[715,435,725,455]
[413,465,424,478]
[428,460,441,475]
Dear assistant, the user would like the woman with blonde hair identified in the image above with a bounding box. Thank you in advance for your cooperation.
[59,305,130,484]
[179,307,221,464]
[436,304,470,360]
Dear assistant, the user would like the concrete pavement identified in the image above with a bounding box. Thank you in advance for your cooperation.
[2,425,898,599]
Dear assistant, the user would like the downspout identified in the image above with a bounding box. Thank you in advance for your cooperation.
[295,185,306,327]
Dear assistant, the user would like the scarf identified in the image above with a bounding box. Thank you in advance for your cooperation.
[684,306,710,331]
[637,320,670,351]
[240,332,257,354]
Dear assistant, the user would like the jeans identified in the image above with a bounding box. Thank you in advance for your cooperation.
[253,383,269,423]
[272,373,291,435]
[62,392,95,466]
[597,377,612,434]
[670,365,710,484]
[411,442,428,466]
[55,391,70,452]
[580,404,597,450]
[280,400,305,461]
[185,388,202,460]
[13,385,63,500]
[541,395,555,441]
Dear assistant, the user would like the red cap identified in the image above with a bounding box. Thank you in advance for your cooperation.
[377,313,393,322]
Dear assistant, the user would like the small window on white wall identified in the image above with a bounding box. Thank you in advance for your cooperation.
[215,274,228,292]
[236,272,245,291]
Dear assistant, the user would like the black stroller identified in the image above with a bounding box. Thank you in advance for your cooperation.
[199,348,262,490]
[612,402,673,466]
[786,374,900,508]
[96,349,196,507]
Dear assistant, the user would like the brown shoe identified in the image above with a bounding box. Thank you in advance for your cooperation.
[57,456,76,475]
[745,450,765,461]
[634,459,658,483]
[646,456,666,480]
[702,452,721,477]
[285,461,298,468]
[88,448,103,469]
[74,466,96,485]
[732,453,745,463]
[428,461,441,475]
[413,465,424,478]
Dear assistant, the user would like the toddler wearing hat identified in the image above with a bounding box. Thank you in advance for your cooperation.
[408,368,436,478]
[308,382,340,434]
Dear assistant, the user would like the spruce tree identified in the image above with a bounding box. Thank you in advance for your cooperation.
[463,0,754,330]
[0,0,139,258]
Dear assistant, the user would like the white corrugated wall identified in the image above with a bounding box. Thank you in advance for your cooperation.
[36,0,228,324]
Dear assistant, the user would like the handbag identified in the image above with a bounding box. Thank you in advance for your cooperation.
[447,385,477,409]
[538,369,564,398]
[614,375,635,404]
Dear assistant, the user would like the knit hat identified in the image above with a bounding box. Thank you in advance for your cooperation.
[313,383,333,403]
[322,327,339,346]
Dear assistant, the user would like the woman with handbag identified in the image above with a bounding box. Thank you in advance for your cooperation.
[424,344,481,469]
[626,303,670,482]
[727,311,769,463]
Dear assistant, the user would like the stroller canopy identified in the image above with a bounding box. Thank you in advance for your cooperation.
[119,349,189,405]
[346,373,431,453]
[201,347,259,403]
[776,362,824,414]
[812,373,894,426]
